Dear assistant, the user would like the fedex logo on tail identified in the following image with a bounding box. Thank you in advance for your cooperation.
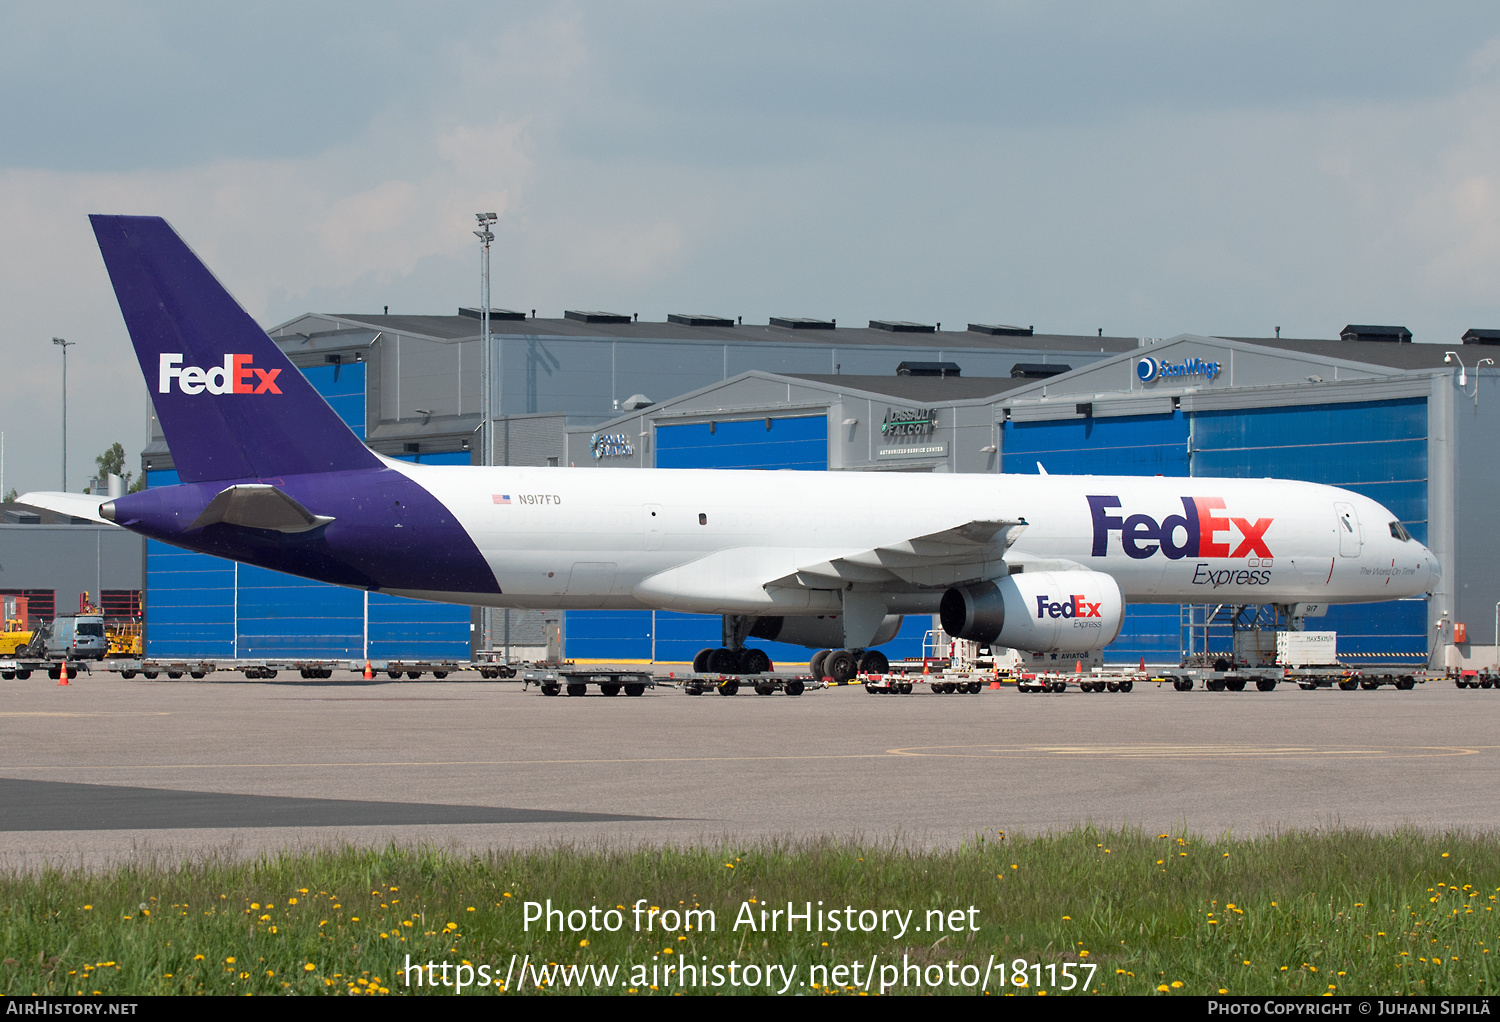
[158,354,282,395]
[1036,594,1103,619]
[1087,495,1272,560]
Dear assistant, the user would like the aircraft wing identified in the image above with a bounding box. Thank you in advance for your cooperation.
[15,491,117,526]
[776,518,1029,589]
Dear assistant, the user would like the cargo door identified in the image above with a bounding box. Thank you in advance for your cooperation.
[1334,501,1361,558]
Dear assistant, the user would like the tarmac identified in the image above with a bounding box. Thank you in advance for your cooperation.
[0,669,1495,869]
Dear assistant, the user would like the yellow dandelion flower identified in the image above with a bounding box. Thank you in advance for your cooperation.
[304,963,316,972]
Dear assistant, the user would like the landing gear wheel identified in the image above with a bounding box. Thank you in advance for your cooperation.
[566,683,587,697]
[716,680,739,696]
[624,683,646,697]
[857,650,889,675]
[600,683,621,697]
[740,648,772,675]
[706,647,741,674]
[809,650,830,680]
[693,648,713,673]
[824,649,859,685]
[784,679,805,696]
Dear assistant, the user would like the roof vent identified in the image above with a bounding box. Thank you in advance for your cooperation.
[769,317,835,330]
[1461,328,1500,345]
[896,361,962,377]
[1010,363,1070,379]
[620,393,654,410]
[564,310,632,324]
[969,323,1034,336]
[870,320,935,333]
[667,314,735,327]
[1339,324,1411,343]
[458,307,527,321]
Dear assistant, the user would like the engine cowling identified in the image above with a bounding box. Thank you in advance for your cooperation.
[750,614,904,650]
[939,571,1124,651]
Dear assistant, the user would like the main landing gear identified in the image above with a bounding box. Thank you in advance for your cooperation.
[692,647,773,675]
[809,648,888,684]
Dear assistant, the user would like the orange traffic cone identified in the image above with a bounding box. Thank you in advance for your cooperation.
[1139,657,1146,673]
[1075,660,1083,674]
[57,662,69,686]
[922,662,930,675]
[363,661,374,680]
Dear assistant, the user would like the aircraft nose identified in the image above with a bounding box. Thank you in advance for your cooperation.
[1421,545,1441,593]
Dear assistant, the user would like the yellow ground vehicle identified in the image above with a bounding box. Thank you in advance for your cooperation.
[1,595,34,656]
[107,621,142,658]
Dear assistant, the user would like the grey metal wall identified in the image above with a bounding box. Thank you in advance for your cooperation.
[1448,369,1500,640]
[0,525,144,616]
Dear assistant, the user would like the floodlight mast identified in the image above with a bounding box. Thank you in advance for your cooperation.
[474,212,498,657]
[52,337,75,490]
[474,212,498,469]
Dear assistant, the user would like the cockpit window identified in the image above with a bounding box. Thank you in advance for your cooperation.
[1389,521,1411,542]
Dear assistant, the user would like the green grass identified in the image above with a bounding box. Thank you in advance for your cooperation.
[1,829,1496,995]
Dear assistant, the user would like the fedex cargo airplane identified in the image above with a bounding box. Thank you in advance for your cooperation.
[23,216,1439,681]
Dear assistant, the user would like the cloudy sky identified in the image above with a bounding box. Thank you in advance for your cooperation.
[5,1,1500,494]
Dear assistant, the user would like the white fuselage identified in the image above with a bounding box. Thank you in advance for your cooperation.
[385,463,1439,616]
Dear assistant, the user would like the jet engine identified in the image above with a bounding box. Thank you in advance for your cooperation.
[750,614,904,650]
[939,571,1124,651]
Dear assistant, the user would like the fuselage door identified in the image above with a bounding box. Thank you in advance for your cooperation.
[644,504,663,550]
[1334,501,1361,558]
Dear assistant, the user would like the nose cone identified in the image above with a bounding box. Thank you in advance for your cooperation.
[1423,545,1442,594]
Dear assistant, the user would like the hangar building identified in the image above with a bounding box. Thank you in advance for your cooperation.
[138,311,1493,668]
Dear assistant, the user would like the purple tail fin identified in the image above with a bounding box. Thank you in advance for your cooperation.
[91,215,380,483]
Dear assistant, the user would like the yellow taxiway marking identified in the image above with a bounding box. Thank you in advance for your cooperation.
[0,712,171,718]
[887,744,1481,760]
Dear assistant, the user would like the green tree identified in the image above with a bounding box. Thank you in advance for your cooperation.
[87,442,134,494]
[3,488,16,503]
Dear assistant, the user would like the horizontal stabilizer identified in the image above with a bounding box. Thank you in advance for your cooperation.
[14,492,117,526]
[187,484,335,534]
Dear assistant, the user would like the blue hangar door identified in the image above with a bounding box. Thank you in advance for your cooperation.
[563,414,925,663]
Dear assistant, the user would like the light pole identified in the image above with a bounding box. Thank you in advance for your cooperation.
[52,337,74,490]
[474,212,497,657]
[474,213,497,468]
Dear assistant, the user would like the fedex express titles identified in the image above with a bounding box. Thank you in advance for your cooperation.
[158,353,282,395]
[1087,494,1276,587]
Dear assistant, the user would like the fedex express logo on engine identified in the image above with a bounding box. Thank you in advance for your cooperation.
[1036,594,1103,620]
[1087,495,1272,560]
[158,354,282,395]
